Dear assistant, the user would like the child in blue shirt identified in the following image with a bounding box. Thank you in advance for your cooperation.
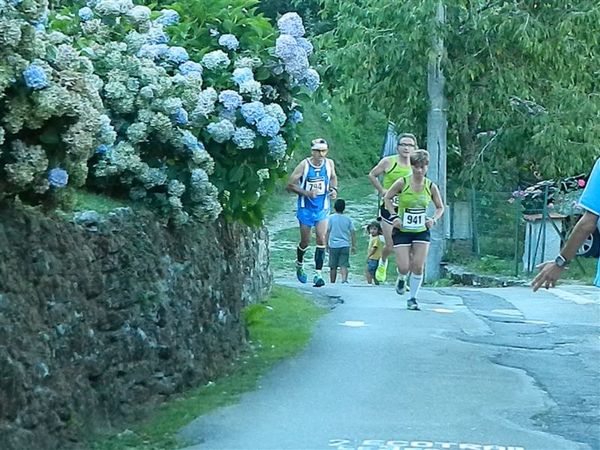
[326,199,356,283]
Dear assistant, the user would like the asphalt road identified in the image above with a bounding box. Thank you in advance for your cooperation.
[178,282,600,450]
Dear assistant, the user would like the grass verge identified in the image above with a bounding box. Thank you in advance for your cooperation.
[88,285,326,450]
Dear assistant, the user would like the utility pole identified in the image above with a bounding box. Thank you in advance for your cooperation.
[426,0,447,282]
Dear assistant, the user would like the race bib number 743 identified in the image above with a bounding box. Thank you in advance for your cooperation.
[402,208,426,230]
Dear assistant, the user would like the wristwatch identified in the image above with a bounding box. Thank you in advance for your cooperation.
[554,254,570,268]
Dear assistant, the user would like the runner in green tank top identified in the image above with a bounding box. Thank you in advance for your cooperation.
[383,150,445,310]
[367,133,416,282]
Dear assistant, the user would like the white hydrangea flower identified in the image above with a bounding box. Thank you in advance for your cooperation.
[201,50,230,70]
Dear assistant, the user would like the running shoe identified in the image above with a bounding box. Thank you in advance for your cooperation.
[395,277,405,295]
[375,259,388,283]
[407,298,420,310]
[313,275,325,287]
[296,265,307,284]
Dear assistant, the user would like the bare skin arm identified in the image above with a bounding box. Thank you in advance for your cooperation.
[383,177,404,216]
[426,183,445,229]
[368,158,391,196]
[532,211,599,291]
[328,159,338,200]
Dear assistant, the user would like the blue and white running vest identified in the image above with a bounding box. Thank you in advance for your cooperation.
[297,158,331,212]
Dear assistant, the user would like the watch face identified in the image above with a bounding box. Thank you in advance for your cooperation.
[555,255,567,267]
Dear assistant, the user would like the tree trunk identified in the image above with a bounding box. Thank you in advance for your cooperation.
[426,0,447,282]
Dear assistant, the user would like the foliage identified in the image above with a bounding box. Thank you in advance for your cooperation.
[319,0,600,190]
[0,0,105,205]
[2,0,321,226]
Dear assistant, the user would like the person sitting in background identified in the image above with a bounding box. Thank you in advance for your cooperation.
[532,157,600,291]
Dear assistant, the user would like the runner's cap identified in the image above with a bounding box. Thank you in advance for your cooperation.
[311,138,328,150]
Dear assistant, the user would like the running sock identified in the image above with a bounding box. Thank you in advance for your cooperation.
[409,274,423,298]
[315,245,326,270]
[297,245,308,264]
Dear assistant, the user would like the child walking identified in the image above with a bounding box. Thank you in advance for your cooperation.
[365,221,383,285]
[326,199,356,283]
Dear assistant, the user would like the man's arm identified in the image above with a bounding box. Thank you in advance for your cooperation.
[531,211,599,291]
[328,159,338,199]
[286,160,315,198]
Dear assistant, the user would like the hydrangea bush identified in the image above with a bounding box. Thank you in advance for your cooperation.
[154,0,316,224]
[0,0,105,203]
[2,0,318,226]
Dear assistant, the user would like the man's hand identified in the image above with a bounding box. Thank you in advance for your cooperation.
[531,261,565,292]
[305,189,318,199]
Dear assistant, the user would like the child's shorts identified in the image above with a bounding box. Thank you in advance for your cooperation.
[329,247,350,268]
[367,258,379,276]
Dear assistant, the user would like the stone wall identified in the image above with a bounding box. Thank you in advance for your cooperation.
[0,205,271,450]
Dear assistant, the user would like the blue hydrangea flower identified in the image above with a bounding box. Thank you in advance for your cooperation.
[218,90,243,110]
[179,61,203,77]
[296,37,313,56]
[23,65,49,90]
[48,168,69,188]
[146,26,169,45]
[290,110,303,124]
[172,108,189,125]
[165,46,189,65]
[181,130,204,151]
[304,68,320,92]
[232,127,256,149]
[284,53,310,80]
[96,144,110,154]
[232,67,254,86]
[218,34,239,51]
[201,50,230,70]
[155,9,179,26]
[275,34,299,60]
[137,44,169,59]
[126,5,151,24]
[207,120,235,143]
[265,103,286,126]
[256,115,280,137]
[268,135,287,160]
[78,7,94,21]
[240,101,266,125]
[277,12,305,37]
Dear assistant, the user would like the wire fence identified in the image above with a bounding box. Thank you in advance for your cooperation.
[446,184,592,278]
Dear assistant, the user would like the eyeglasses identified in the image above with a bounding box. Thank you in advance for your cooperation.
[312,148,328,153]
[398,143,416,148]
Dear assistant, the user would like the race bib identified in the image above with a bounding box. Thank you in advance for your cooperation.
[402,208,426,231]
[307,179,325,195]
[391,195,399,207]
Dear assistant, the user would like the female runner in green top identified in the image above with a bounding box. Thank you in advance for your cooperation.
[383,149,444,310]
[367,133,417,282]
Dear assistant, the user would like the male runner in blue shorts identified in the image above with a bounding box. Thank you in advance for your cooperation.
[287,138,338,287]
[532,157,600,290]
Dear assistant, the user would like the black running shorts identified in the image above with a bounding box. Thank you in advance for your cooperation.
[392,229,431,246]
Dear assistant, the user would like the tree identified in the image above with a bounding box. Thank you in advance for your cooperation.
[319,0,600,189]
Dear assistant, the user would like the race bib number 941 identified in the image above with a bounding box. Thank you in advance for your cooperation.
[402,208,426,230]
[307,179,325,195]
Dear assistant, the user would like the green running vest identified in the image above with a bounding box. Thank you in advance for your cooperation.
[382,156,412,189]
[396,176,433,233]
